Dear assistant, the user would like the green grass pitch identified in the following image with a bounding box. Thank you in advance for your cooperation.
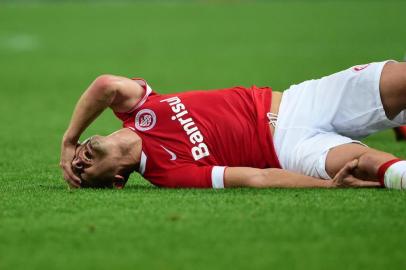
[1,1,406,270]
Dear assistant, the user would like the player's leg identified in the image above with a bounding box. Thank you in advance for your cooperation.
[325,62,406,188]
[274,60,406,189]
[325,143,406,189]
[326,143,393,180]
[382,61,406,140]
[379,61,406,119]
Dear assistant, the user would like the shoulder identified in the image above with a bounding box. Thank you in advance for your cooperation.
[104,75,151,113]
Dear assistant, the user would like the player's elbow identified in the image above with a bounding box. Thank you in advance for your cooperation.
[90,74,120,99]
[93,74,118,91]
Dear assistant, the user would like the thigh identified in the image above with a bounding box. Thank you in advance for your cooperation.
[275,129,363,179]
[278,60,401,139]
[329,60,406,138]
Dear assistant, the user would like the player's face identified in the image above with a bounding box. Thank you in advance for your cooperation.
[71,135,118,187]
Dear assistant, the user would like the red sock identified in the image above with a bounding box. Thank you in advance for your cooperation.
[378,158,401,187]
[377,158,402,187]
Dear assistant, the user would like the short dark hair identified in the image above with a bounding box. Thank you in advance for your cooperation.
[80,167,133,189]
[80,176,114,189]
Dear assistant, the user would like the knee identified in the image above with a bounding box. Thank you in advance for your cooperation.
[395,62,406,86]
[380,61,406,118]
[383,61,406,89]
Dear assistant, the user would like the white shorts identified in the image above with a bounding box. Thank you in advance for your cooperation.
[273,60,406,179]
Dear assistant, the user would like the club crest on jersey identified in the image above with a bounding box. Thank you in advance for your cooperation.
[135,109,156,131]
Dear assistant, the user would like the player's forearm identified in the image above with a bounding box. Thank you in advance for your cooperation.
[258,168,332,188]
[63,78,117,143]
[224,167,332,188]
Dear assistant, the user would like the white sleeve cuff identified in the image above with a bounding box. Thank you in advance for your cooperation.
[211,166,226,189]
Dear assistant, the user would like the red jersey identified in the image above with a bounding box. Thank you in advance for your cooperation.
[114,79,281,188]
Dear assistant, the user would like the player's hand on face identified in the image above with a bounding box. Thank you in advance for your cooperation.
[60,140,82,188]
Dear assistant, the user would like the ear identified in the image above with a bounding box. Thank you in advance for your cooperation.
[113,174,125,189]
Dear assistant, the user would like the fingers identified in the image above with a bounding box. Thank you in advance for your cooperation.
[359,180,382,188]
[60,162,81,188]
[333,159,360,187]
[344,159,358,173]
[65,171,81,188]
[334,159,357,182]
[342,159,358,176]
[60,140,82,188]
[346,175,382,188]
[334,159,383,188]
[66,166,81,183]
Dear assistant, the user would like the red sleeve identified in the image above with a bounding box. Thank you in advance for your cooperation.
[148,165,226,189]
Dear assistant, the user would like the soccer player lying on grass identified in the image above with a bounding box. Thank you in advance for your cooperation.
[60,60,406,190]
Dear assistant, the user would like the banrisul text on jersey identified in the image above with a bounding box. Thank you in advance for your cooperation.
[160,96,210,161]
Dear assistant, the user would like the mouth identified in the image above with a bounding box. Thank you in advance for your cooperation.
[86,138,94,155]
[77,138,93,164]
[71,139,93,176]
[83,144,92,163]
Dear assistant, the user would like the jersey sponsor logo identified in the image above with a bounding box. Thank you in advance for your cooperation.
[353,64,370,72]
[135,109,156,131]
[160,145,177,161]
[160,96,210,161]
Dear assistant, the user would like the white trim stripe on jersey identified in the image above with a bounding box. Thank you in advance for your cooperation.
[128,81,153,113]
[134,84,152,111]
[139,151,147,175]
[211,166,226,189]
